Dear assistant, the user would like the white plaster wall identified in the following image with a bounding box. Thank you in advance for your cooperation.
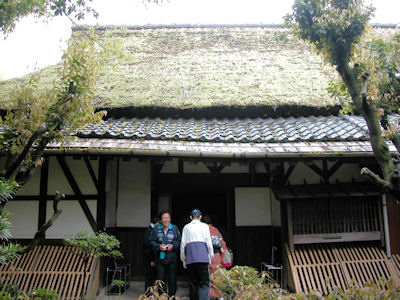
[184,161,209,173]
[160,159,178,173]
[287,161,365,184]
[5,201,38,238]
[105,159,118,228]
[235,187,281,226]
[47,157,97,195]
[15,167,40,196]
[45,200,97,238]
[329,162,364,182]
[116,159,150,227]
[286,161,322,185]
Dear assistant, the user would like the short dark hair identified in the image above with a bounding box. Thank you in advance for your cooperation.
[158,210,171,219]
[202,215,212,224]
[190,208,202,218]
[152,217,160,224]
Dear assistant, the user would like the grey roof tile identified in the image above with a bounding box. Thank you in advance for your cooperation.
[77,114,386,143]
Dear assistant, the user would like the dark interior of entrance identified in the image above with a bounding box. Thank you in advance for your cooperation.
[171,193,227,236]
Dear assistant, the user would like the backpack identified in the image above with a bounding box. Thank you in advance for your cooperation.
[211,235,222,250]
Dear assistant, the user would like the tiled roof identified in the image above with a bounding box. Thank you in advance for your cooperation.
[78,115,370,143]
[46,139,395,158]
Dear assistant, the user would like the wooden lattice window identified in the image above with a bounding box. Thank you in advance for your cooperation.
[288,196,382,247]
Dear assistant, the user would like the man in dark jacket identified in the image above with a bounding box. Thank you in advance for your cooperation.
[144,217,160,292]
[148,211,181,297]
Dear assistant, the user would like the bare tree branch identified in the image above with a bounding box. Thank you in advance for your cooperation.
[21,191,64,254]
[4,126,47,180]
[361,167,392,191]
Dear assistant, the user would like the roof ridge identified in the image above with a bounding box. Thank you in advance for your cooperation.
[72,23,398,31]
[72,24,287,31]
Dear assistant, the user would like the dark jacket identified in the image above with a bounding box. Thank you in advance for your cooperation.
[144,223,156,261]
[148,223,181,265]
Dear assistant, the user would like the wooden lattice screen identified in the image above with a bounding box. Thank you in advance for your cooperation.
[288,196,382,247]
[285,242,400,294]
[0,245,99,300]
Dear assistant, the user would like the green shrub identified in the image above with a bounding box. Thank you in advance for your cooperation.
[0,287,58,300]
[29,288,58,300]
[211,265,400,299]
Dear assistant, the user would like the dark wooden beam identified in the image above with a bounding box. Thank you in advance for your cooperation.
[158,173,268,191]
[306,163,324,178]
[322,159,329,184]
[206,163,226,175]
[12,195,98,201]
[282,163,296,185]
[83,156,100,193]
[151,160,165,218]
[56,156,97,232]
[97,157,107,231]
[38,156,49,230]
[178,159,184,175]
[249,162,256,186]
[327,161,343,178]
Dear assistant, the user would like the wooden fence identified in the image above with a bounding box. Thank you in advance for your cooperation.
[0,245,99,300]
[285,242,400,294]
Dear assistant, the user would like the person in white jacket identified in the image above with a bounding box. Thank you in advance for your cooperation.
[180,208,214,300]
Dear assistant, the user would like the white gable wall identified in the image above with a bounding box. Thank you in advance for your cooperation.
[115,159,151,227]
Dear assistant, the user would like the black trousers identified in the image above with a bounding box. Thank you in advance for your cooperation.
[155,262,177,296]
[187,263,210,300]
[144,260,156,292]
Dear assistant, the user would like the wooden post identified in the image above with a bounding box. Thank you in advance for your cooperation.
[38,156,49,230]
[287,200,294,252]
[227,189,235,247]
[151,160,164,218]
[97,157,107,232]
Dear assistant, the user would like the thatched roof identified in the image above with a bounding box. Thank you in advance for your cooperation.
[0,24,394,118]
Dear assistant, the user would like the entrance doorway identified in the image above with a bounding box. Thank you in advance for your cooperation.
[171,193,228,236]
[171,192,228,276]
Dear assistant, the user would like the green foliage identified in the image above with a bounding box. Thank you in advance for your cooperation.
[138,280,180,300]
[0,286,57,300]
[211,265,400,299]
[286,0,374,65]
[0,178,23,265]
[0,178,20,205]
[327,27,400,113]
[64,231,122,259]
[211,266,279,299]
[0,0,97,36]
[111,280,125,288]
[0,36,105,173]
[29,288,58,300]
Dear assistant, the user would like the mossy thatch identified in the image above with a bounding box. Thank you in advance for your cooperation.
[0,25,339,110]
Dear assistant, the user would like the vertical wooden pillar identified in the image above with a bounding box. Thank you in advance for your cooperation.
[227,188,235,247]
[38,156,49,230]
[97,157,107,232]
[385,193,400,255]
[287,200,294,252]
[151,161,164,219]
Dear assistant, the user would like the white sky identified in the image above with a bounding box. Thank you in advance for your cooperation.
[0,0,399,80]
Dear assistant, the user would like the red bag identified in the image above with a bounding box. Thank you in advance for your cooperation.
[223,247,233,268]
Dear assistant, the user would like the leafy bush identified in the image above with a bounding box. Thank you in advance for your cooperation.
[138,280,180,300]
[28,288,58,300]
[211,265,400,299]
[0,286,58,300]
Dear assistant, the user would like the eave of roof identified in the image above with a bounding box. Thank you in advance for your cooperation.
[45,139,393,158]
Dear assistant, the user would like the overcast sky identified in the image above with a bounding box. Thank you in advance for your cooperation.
[0,0,399,80]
